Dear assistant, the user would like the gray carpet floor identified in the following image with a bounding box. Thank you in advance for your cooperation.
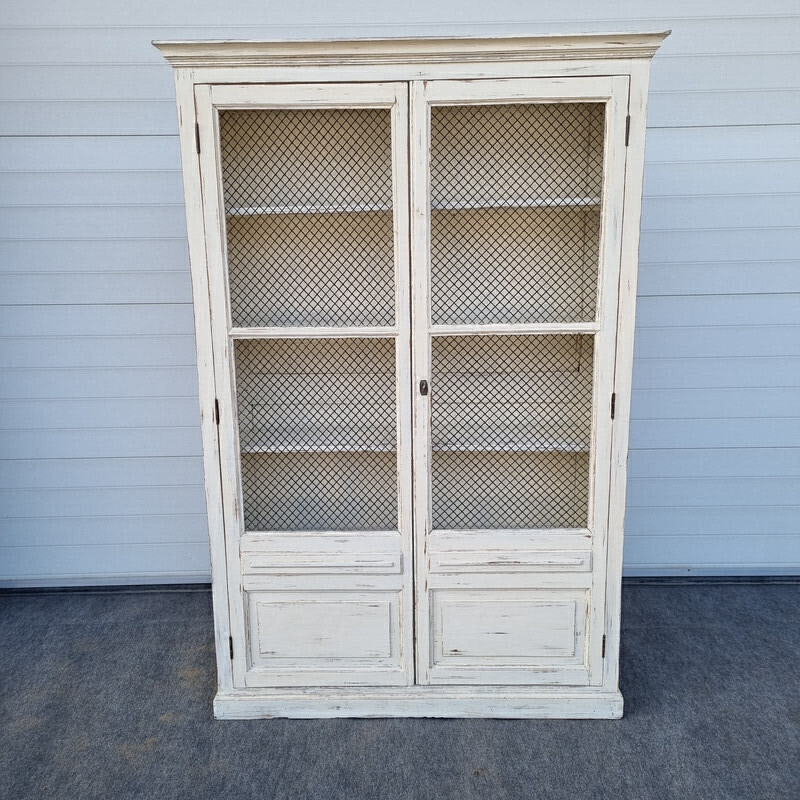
[1,582,799,800]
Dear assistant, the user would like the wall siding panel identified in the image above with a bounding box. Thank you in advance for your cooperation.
[2,3,798,585]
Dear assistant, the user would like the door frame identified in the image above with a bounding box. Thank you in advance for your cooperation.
[409,76,630,684]
[194,81,415,687]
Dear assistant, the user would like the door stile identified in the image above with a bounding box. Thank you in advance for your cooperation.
[586,76,630,683]
[409,80,434,684]
[604,60,653,691]
[195,83,250,686]
[389,83,415,684]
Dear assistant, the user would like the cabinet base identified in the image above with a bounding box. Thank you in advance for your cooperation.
[213,686,623,719]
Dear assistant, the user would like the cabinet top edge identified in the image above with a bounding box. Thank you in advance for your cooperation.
[153,31,670,69]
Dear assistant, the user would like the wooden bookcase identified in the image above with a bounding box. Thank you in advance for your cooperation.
[155,32,668,718]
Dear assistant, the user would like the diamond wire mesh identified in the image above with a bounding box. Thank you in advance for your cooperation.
[431,335,594,529]
[430,102,604,325]
[234,338,398,531]
[219,108,396,328]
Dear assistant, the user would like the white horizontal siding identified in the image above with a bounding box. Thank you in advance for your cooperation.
[634,325,800,359]
[0,457,204,488]
[629,447,800,477]
[0,335,197,368]
[1,3,799,585]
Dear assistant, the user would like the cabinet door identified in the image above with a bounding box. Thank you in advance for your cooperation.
[196,83,414,687]
[410,77,629,685]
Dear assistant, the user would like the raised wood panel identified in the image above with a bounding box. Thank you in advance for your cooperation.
[428,588,589,684]
[430,551,591,573]
[245,590,406,686]
[0,456,204,489]
[0,427,201,460]
[241,532,403,576]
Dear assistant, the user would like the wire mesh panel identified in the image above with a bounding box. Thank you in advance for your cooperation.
[219,108,396,328]
[429,103,604,325]
[430,334,594,529]
[234,338,398,531]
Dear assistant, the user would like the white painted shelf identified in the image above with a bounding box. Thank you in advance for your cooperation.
[226,198,600,216]
[239,438,588,455]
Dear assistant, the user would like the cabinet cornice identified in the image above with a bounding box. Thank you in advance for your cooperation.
[153,32,670,69]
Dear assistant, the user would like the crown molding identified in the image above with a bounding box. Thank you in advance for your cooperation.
[153,31,670,69]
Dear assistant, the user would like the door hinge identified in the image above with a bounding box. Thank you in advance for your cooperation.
[214,398,220,425]
[229,636,234,660]
[611,392,616,420]
[601,635,607,658]
[624,115,631,146]
[195,122,201,154]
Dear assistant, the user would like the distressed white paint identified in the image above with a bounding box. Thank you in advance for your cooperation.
[1,4,798,589]
[152,34,661,717]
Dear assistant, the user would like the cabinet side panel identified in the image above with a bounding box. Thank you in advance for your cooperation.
[605,60,653,690]
[174,70,233,692]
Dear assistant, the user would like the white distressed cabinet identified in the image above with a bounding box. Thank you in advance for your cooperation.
[156,32,668,719]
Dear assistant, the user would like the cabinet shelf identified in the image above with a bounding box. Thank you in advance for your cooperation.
[226,204,393,216]
[239,439,588,455]
[225,197,601,218]
[241,442,396,454]
[432,437,589,453]
[432,197,600,211]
